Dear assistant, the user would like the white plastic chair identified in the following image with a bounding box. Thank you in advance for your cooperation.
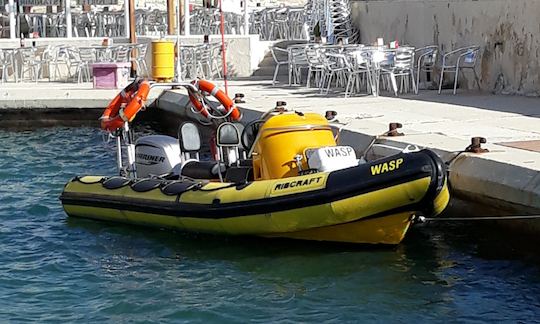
[438,46,481,95]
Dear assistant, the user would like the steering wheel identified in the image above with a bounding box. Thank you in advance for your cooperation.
[240,119,264,154]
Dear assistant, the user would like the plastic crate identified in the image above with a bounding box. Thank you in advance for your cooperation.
[92,62,131,89]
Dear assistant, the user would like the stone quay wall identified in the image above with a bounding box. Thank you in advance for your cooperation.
[350,0,540,96]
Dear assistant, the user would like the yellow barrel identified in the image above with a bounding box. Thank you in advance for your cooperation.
[253,112,336,180]
[152,40,175,82]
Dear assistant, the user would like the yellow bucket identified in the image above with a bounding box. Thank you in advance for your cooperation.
[152,40,175,82]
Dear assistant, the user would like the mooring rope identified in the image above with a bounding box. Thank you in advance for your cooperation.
[418,215,540,222]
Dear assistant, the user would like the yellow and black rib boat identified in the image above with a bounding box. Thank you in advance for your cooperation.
[60,80,450,245]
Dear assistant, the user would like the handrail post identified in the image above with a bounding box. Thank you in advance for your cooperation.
[65,0,72,38]
[183,0,190,36]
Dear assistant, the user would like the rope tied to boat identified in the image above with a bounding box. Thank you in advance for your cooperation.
[417,215,540,222]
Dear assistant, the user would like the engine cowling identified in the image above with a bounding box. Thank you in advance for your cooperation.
[135,135,181,178]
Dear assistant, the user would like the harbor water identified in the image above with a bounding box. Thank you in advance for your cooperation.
[1,127,540,322]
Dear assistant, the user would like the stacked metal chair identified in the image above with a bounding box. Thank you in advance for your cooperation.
[305,0,359,44]
[304,0,326,41]
[249,6,306,41]
[328,0,359,43]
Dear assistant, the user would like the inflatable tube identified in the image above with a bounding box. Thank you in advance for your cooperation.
[60,150,449,244]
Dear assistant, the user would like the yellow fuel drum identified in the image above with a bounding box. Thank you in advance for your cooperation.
[252,112,336,180]
[151,40,175,82]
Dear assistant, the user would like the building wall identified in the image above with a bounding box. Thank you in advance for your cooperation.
[350,0,540,95]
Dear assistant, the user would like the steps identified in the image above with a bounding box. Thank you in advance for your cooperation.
[251,40,309,82]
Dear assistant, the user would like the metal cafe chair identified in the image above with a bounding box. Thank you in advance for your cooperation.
[0,49,18,82]
[438,45,481,95]
[287,44,310,85]
[18,47,41,82]
[305,45,326,89]
[414,45,438,94]
[0,49,9,82]
[344,49,372,97]
[111,45,130,63]
[64,47,91,83]
[321,51,349,94]
[130,43,149,77]
[392,47,417,94]
[35,45,56,81]
[270,45,289,85]
[78,47,97,81]
[375,47,416,96]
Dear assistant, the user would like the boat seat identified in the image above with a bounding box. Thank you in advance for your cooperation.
[237,159,252,167]
[225,166,253,183]
[102,176,131,190]
[161,180,201,196]
[178,122,201,163]
[130,178,162,192]
[181,160,226,180]
[216,122,241,166]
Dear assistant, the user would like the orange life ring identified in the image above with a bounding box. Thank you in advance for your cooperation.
[188,80,242,121]
[100,80,151,132]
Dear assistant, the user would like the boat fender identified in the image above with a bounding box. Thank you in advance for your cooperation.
[189,80,242,121]
[102,176,132,190]
[415,149,447,215]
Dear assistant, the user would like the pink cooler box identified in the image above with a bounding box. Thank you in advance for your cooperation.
[92,62,131,89]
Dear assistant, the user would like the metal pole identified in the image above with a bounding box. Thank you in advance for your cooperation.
[176,0,182,81]
[218,0,227,94]
[123,122,137,178]
[124,0,130,37]
[8,0,15,39]
[129,0,137,75]
[116,134,123,175]
[129,0,136,43]
[243,0,248,35]
[183,0,190,36]
[167,0,175,35]
[65,0,72,38]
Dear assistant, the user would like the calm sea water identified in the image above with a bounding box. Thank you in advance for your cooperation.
[1,127,540,322]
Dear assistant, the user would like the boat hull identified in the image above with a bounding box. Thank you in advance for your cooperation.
[61,150,450,244]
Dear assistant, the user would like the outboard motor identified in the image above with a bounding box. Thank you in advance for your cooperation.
[135,135,181,178]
